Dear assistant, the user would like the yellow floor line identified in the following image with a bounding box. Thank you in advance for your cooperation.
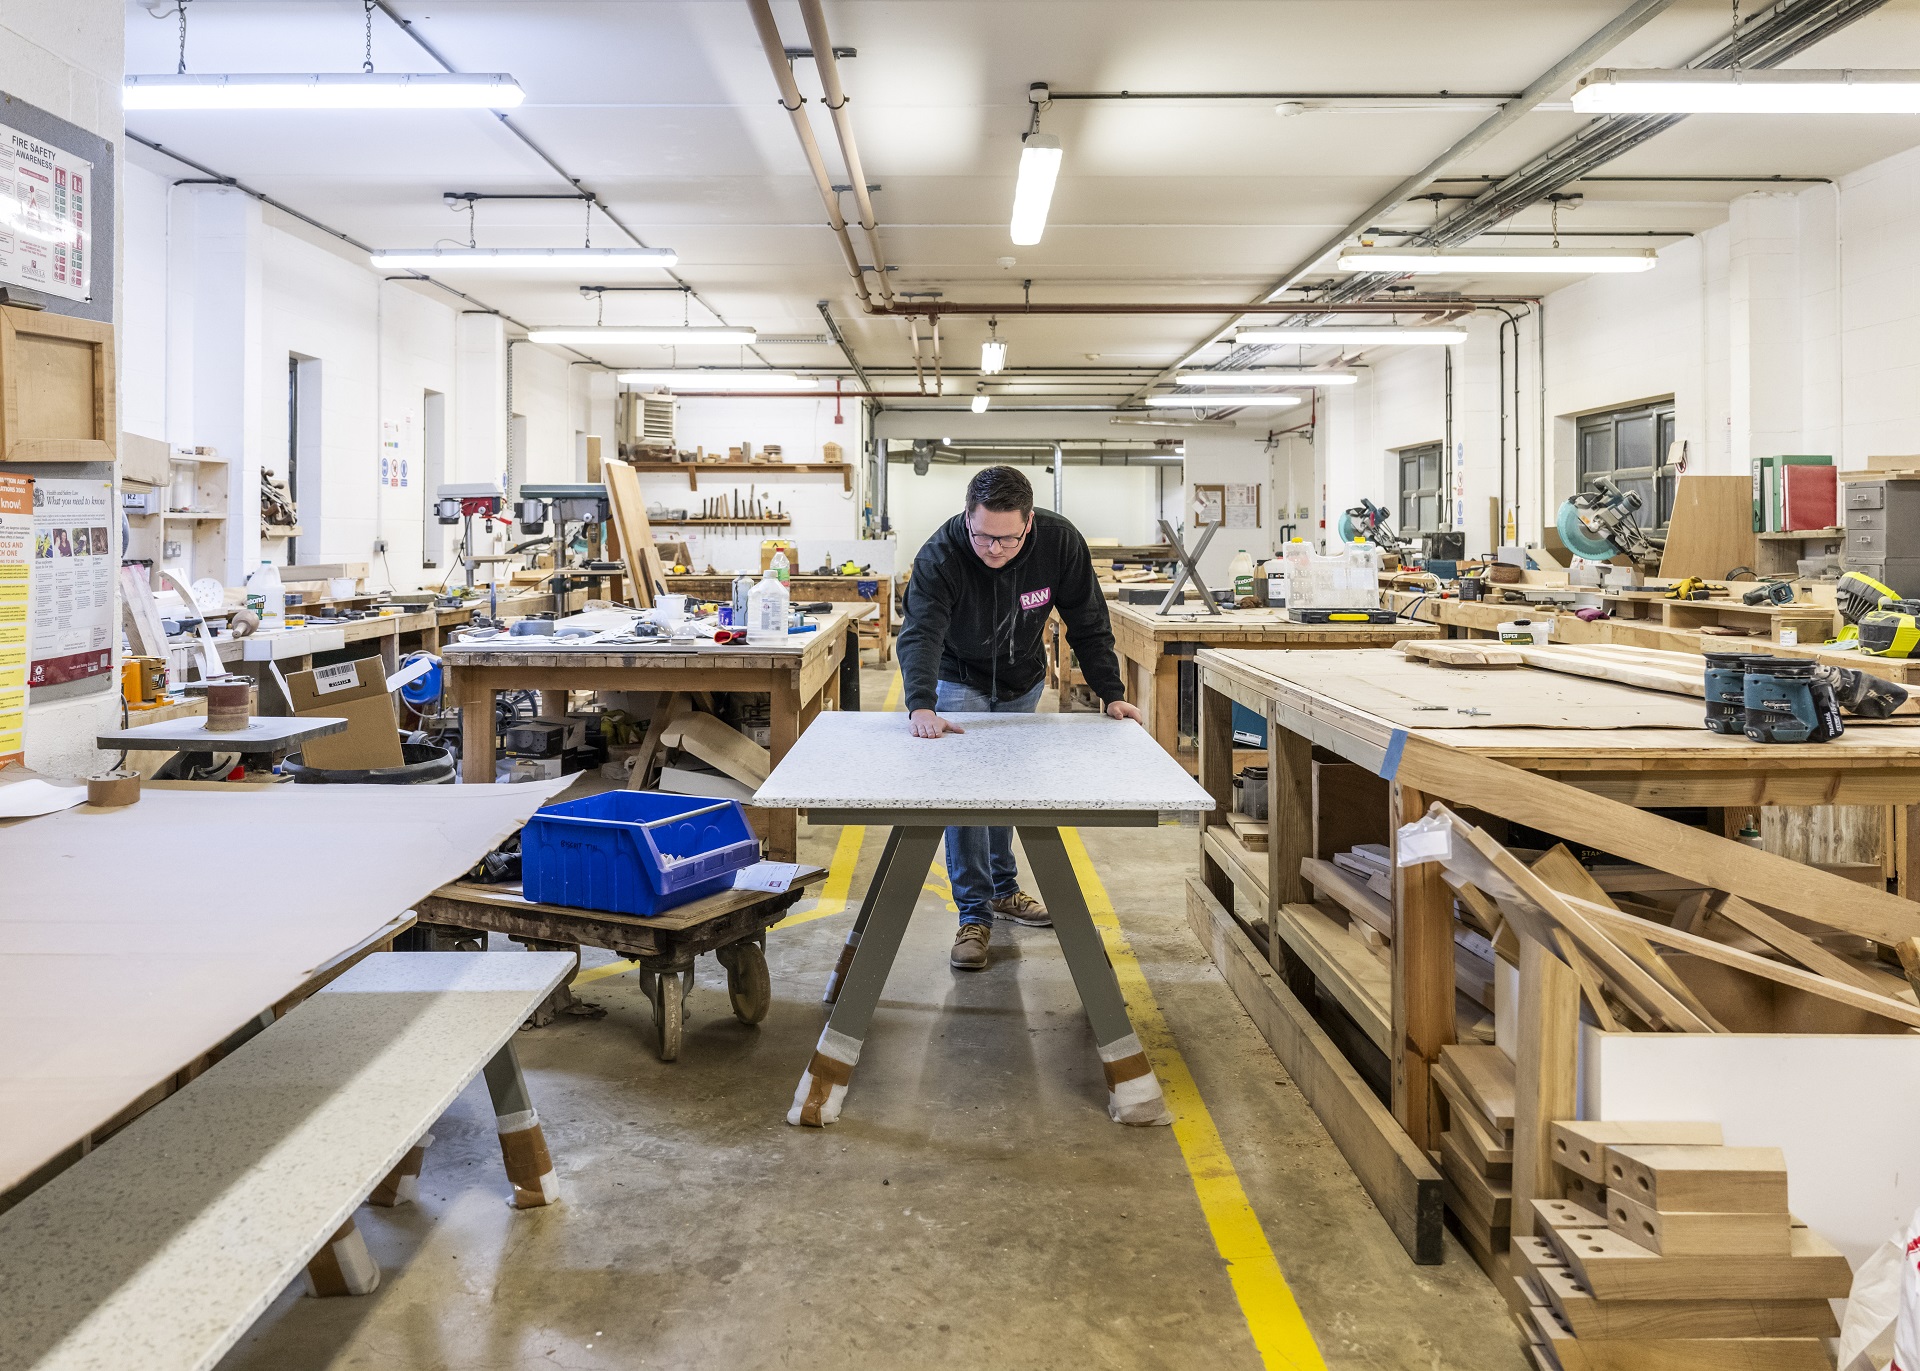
[881,669,902,712]
[1063,828,1327,1371]
[775,823,866,929]
[574,957,637,986]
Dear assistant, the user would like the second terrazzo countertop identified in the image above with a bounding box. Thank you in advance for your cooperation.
[753,711,1214,812]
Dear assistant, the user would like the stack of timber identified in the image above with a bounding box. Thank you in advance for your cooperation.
[1433,1044,1516,1274]
[1513,1124,1844,1371]
[1301,851,1392,958]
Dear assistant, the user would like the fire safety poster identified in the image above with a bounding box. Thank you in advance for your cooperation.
[0,121,90,302]
[0,472,29,766]
[28,478,112,686]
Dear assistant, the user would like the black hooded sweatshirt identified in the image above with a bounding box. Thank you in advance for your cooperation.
[897,508,1126,715]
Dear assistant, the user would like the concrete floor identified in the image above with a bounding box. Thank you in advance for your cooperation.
[218,666,1526,1371]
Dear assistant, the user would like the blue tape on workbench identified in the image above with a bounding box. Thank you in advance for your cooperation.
[1381,728,1408,780]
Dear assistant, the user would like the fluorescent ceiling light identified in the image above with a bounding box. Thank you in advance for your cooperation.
[1573,67,1920,114]
[1009,134,1062,247]
[526,327,756,345]
[371,248,677,271]
[1145,394,1302,408]
[971,392,992,414]
[1174,370,1357,386]
[1336,248,1656,274]
[617,372,817,390]
[124,73,525,110]
[1235,326,1466,347]
[980,339,1008,374]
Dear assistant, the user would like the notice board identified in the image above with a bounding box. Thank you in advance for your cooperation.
[0,90,114,323]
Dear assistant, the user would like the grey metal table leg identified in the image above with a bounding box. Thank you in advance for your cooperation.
[482,1042,558,1206]
[1018,825,1173,1126]
[823,824,906,1004]
[788,825,944,1126]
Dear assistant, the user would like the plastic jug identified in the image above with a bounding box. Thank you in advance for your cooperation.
[246,560,286,625]
[747,569,790,643]
[770,549,790,585]
[1229,548,1254,599]
[1264,555,1288,608]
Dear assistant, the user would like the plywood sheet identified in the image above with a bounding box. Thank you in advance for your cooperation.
[602,460,667,608]
[1658,475,1757,581]
[0,780,569,1191]
[1220,649,1704,730]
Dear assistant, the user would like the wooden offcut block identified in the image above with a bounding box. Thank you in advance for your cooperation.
[1605,1188,1791,1257]
[1605,1144,1788,1215]
[1438,1043,1515,1130]
[1562,1174,1607,1214]
[1549,1120,1724,1184]
[1441,1130,1512,1229]
[1539,1206,1852,1302]
[1533,1260,1837,1340]
[1433,1059,1512,1164]
[1529,1301,1831,1371]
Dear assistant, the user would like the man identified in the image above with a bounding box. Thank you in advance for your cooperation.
[895,464,1143,971]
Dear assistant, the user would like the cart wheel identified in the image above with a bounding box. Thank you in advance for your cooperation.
[650,971,684,1062]
[726,942,772,1025]
[637,968,657,1000]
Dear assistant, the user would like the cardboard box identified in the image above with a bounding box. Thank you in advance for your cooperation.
[282,657,405,771]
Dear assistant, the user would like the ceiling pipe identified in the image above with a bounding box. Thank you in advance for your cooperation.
[865,301,1480,317]
[745,0,871,309]
[797,0,895,306]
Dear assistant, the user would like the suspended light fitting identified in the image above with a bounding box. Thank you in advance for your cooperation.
[971,388,992,414]
[1336,248,1657,274]
[1009,85,1062,246]
[527,327,757,345]
[1234,326,1466,346]
[1573,67,1920,114]
[1173,370,1358,386]
[617,372,816,389]
[980,319,1008,375]
[1144,394,1302,409]
[125,73,526,110]
[372,248,677,271]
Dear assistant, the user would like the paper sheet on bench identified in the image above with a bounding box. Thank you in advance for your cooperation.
[0,779,87,819]
[0,778,571,1192]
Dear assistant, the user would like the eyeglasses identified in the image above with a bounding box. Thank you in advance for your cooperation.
[967,517,1031,553]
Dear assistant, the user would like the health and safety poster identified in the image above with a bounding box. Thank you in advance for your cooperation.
[0,472,28,766]
[28,477,112,686]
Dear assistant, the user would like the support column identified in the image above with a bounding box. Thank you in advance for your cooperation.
[1390,782,1454,1151]
[456,312,508,486]
[1728,192,1805,469]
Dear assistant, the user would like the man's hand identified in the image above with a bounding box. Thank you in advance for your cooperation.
[909,709,966,739]
[1106,700,1144,725]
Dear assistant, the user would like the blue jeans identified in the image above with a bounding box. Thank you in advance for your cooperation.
[935,678,1044,927]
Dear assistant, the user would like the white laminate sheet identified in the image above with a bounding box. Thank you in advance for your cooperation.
[0,779,570,1191]
[753,711,1214,813]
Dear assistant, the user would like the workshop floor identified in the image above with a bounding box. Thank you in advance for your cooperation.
[217,665,1525,1371]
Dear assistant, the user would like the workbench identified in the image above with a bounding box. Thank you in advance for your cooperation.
[1191,646,1920,1267]
[442,608,857,861]
[667,573,894,662]
[414,868,826,1061]
[1106,599,1440,770]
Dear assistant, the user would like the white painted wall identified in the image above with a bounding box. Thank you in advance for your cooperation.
[10,0,123,777]
[887,459,1170,568]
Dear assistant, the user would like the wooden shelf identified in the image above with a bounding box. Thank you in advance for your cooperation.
[262,525,303,540]
[648,517,792,528]
[1756,527,1841,542]
[161,511,226,521]
[626,461,852,492]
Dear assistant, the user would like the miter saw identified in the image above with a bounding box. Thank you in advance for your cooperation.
[1556,475,1666,571]
[1336,498,1416,558]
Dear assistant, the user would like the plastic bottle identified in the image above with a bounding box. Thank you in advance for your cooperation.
[771,549,790,586]
[246,560,286,625]
[747,569,790,643]
[1228,548,1254,599]
[1263,554,1288,608]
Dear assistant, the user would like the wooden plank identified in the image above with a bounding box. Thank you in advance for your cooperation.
[1712,893,1892,995]
[1226,812,1269,851]
[1185,877,1444,1264]
[1513,1237,1837,1340]
[1271,902,1391,1053]
[1514,647,1704,698]
[1432,1059,1512,1163]
[603,459,668,608]
[1605,1187,1791,1257]
[1529,1309,1829,1371]
[1440,1128,1512,1228]
[1403,640,1526,668]
[1394,735,1920,946]
[662,710,771,787]
[1553,929,1625,1031]
[1202,827,1269,911]
[1301,856,1392,936]
[1511,938,1580,1241]
[1604,1144,1789,1215]
[1438,1043,1515,1130]
[1549,1120,1724,1184]
[1540,1209,1851,1302]
[1392,781,1455,1152]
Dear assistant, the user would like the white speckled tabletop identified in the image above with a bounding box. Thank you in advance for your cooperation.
[753,711,1214,812]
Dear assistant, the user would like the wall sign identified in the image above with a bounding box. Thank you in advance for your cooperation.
[0,472,28,765]
[1192,483,1224,527]
[0,123,91,302]
[1223,482,1261,529]
[28,477,112,685]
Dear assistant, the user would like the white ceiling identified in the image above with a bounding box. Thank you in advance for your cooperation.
[123,0,1920,407]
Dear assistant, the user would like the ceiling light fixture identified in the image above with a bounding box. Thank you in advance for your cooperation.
[617,372,816,390]
[980,319,1007,375]
[1336,248,1656,274]
[1174,370,1357,386]
[124,73,526,110]
[971,388,992,414]
[527,326,756,346]
[1573,67,1920,114]
[1145,394,1302,408]
[1234,326,1466,347]
[1010,84,1062,246]
[372,248,677,271]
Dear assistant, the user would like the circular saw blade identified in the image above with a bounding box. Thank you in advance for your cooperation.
[1556,500,1619,561]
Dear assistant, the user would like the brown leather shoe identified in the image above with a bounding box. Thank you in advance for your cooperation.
[950,923,990,970]
[989,890,1051,927]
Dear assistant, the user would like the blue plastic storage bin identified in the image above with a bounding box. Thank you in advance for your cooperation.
[520,791,762,916]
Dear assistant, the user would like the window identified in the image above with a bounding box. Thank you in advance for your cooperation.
[1397,442,1443,534]
[1578,400,1680,528]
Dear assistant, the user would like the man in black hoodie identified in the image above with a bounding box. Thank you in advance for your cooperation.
[896,465,1141,971]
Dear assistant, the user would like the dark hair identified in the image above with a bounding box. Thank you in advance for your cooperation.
[965,465,1033,516]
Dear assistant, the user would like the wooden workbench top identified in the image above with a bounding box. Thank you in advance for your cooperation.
[1108,599,1440,643]
[442,607,857,669]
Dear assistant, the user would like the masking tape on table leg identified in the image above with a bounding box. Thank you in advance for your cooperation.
[823,931,861,1002]
[496,1110,558,1208]
[788,1026,862,1127]
[1100,1033,1172,1127]
[303,1218,381,1298]
[367,1132,434,1208]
